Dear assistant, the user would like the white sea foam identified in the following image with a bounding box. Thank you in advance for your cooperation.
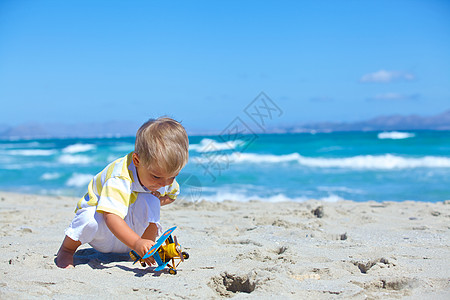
[1,163,45,170]
[189,138,245,153]
[317,186,365,195]
[190,191,346,203]
[66,173,93,187]
[62,143,96,154]
[8,149,57,156]
[194,152,450,169]
[41,172,62,180]
[377,131,415,139]
[58,154,92,164]
[319,194,346,202]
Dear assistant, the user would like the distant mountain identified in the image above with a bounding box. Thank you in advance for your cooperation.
[1,110,449,139]
[0,123,11,134]
[0,121,140,139]
[271,109,450,133]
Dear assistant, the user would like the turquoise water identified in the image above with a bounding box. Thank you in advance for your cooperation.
[1,131,449,202]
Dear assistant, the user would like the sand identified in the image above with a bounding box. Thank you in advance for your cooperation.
[0,192,449,299]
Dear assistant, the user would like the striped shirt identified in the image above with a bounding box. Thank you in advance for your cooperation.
[75,152,180,219]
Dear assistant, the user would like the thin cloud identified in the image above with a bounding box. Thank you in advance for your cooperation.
[310,96,334,102]
[368,92,420,101]
[360,70,415,83]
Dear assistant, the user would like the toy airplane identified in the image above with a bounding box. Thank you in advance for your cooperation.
[129,226,189,275]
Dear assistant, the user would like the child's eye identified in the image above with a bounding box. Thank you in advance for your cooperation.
[153,175,161,179]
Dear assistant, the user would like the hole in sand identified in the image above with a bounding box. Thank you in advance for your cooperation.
[353,258,390,274]
[222,273,255,293]
[210,272,256,296]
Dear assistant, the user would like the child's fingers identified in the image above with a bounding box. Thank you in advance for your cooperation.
[145,256,156,266]
[160,196,175,206]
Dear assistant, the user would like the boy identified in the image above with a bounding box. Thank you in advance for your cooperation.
[56,117,189,268]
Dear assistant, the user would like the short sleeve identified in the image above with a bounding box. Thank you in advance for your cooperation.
[164,179,180,200]
[96,177,133,219]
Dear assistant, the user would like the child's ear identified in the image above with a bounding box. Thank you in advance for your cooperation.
[132,152,140,167]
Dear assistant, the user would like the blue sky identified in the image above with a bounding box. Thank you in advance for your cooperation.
[1,0,449,132]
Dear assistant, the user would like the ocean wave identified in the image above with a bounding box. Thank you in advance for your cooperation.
[7,149,57,156]
[317,146,344,153]
[317,186,366,194]
[181,190,346,203]
[62,143,96,154]
[378,131,415,139]
[41,172,62,180]
[195,152,450,169]
[0,141,41,149]
[58,154,92,164]
[66,173,93,187]
[189,138,245,153]
[0,162,54,169]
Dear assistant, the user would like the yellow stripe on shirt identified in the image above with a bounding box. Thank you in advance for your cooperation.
[101,185,132,208]
[95,170,104,196]
[106,161,116,181]
[124,152,134,182]
[129,191,138,204]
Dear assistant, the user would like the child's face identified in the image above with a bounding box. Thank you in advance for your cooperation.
[132,153,178,191]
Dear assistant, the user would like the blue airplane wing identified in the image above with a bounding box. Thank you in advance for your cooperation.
[142,226,177,260]
[153,251,170,272]
[153,251,164,266]
[155,261,170,272]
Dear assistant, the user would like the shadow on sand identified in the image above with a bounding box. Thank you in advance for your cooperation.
[68,248,169,277]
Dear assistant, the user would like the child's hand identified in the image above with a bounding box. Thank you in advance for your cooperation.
[151,191,175,206]
[133,238,156,266]
[159,195,175,206]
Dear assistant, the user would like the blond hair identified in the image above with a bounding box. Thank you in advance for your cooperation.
[135,117,189,175]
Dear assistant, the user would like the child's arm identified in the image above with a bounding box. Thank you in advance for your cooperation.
[103,212,156,263]
[141,222,158,241]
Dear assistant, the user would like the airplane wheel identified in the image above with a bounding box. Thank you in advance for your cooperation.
[169,268,177,275]
[182,252,189,260]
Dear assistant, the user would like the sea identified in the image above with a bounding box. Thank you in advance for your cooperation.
[1,130,449,203]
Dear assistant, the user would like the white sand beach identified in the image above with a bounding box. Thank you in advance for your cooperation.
[1,192,449,299]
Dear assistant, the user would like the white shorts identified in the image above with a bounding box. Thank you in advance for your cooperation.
[65,195,162,253]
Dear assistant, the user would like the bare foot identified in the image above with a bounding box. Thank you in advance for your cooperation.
[55,248,75,268]
[55,236,81,269]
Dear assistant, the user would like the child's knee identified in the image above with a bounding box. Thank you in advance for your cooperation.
[84,216,99,234]
[65,207,99,244]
